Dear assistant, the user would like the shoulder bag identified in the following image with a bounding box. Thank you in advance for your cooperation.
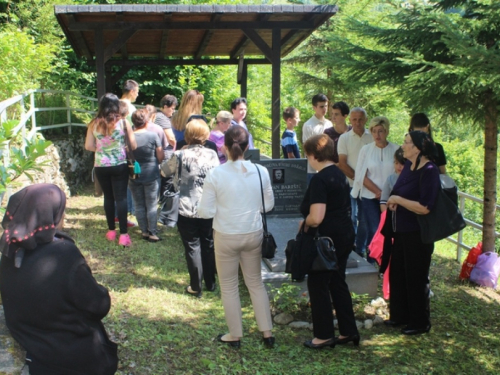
[255,164,276,259]
[121,120,141,179]
[285,223,338,280]
[417,173,466,244]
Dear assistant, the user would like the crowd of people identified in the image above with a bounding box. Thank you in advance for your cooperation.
[0,83,447,372]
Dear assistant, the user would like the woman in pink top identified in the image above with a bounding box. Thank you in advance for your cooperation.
[85,93,137,247]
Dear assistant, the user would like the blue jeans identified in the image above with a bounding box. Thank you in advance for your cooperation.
[129,179,159,235]
[361,198,382,260]
[353,196,367,257]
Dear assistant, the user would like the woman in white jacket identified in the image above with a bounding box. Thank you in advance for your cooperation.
[351,116,399,261]
[198,125,275,349]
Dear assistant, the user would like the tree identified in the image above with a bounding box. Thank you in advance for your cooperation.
[316,0,499,251]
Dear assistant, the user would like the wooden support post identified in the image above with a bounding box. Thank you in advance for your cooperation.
[271,28,281,159]
[95,28,106,101]
[240,62,248,99]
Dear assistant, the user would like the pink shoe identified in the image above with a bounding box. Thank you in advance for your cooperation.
[118,234,132,247]
[105,230,116,241]
[115,217,136,227]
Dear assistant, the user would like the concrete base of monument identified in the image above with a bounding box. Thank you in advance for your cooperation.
[262,216,379,298]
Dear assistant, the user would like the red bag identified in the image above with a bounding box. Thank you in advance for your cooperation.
[459,242,482,280]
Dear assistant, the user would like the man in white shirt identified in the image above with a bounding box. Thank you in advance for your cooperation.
[120,80,139,123]
[302,93,332,184]
[337,107,373,257]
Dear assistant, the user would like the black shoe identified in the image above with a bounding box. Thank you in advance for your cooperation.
[384,320,406,327]
[303,338,335,349]
[262,336,275,348]
[217,334,241,348]
[401,325,431,335]
[401,324,431,335]
[335,334,360,346]
[185,286,202,298]
[148,236,163,243]
[206,285,216,292]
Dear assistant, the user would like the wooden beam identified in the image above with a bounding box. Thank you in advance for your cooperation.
[242,28,272,62]
[103,27,138,62]
[240,61,248,99]
[230,14,270,59]
[67,15,92,60]
[108,65,133,88]
[194,14,221,59]
[271,27,281,159]
[68,20,314,31]
[106,58,270,67]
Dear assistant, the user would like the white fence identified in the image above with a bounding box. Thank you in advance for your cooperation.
[1,90,498,260]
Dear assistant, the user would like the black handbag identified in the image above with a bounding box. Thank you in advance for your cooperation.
[255,165,276,259]
[417,174,466,244]
[285,224,338,279]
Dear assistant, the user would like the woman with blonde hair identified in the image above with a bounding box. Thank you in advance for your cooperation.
[161,119,219,296]
[198,125,275,349]
[209,110,233,164]
[85,93,137,247]
[171,89,205,142]
[351,116,399,261]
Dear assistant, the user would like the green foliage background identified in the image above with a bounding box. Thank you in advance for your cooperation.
[0,0,497,245]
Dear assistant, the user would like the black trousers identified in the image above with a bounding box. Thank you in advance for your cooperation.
[177,215,216,292]
[307,242,358,340]
[389,231,433,328]
[94,164,129,234]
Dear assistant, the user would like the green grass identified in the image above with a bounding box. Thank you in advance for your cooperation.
[63,189,500,375]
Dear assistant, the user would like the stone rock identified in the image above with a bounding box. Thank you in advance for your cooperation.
[333,319,338,328]
[373,316,384,325]
[274,313,294,325]
[356,320,364,330]
[308,323,313,330]
[289,321,310,329]
[364,319,373,329]
[371,297,387,308]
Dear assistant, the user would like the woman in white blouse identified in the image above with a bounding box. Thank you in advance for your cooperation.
[351,116,399,261]
[198,125,275,349]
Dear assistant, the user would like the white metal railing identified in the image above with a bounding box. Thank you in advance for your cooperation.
[1,90,498,259]
[449,191,500,261]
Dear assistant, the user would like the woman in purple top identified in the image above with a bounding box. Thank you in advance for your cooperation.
[209,110,233,164]
[385,131,440,335]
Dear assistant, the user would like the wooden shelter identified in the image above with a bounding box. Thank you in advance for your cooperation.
[55,4,337,158]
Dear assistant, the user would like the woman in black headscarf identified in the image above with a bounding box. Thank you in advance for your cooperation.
[384,131,440,335]
[0,184,118,375]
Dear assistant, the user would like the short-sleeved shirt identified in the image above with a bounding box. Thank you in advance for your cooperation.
[146,122,168,150]
[300,165,354,249]
[209,130,227,164]
[337,129,373,186]
[131,131,161,183]
[390,160,440,232]
[93,120,127,167]
[302,116,333,173]
[281,129,300,159]
[324,125,352,163]
[121,99,136,123]
[380,173,400,205]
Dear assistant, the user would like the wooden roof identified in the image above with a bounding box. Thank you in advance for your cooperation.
[54,4,337,63]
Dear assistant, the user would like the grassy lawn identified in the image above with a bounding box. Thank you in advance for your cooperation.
[64,188,500,375]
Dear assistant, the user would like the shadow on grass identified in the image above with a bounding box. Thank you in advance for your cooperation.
[63,192,500,375]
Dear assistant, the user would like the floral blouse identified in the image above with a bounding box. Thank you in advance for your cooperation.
[93,121,127,167]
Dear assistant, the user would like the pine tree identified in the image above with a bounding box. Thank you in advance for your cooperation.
[319,0,499,251]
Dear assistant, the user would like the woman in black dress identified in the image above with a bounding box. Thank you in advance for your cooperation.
[300,134,359,349]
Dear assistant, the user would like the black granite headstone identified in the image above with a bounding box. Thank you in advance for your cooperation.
[255,159,307,216]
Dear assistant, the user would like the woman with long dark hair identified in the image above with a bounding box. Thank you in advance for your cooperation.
[85,93,136,247]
